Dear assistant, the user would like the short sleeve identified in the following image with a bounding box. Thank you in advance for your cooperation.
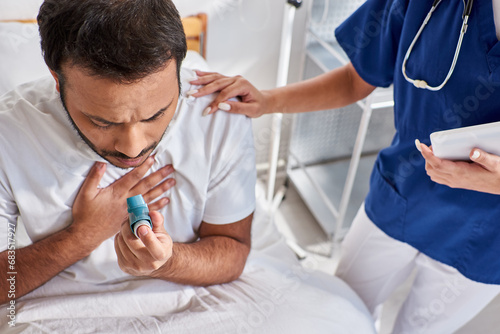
[202,115,256,225]
[335,0,408,87]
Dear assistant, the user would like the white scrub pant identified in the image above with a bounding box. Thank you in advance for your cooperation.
[335,205,500,334]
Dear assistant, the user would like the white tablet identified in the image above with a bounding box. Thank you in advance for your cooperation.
[430,121,500,160]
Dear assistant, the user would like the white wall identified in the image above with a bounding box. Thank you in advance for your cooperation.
[207,0,283,89]
[204,0,308,89]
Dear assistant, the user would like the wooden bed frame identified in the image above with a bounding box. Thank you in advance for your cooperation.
[182,13,207,58]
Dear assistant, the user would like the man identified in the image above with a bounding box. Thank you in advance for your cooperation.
[0,0,255,301]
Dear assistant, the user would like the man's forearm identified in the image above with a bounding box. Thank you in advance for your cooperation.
[0,227,93,304]
[152,236,250,286]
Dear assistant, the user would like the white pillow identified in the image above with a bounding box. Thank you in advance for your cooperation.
[0,22,50,96]
[173,0,236,17]
[0,0,44,21]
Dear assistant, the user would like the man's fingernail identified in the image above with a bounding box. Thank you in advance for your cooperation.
[218,102,231,111]
[415,139,422,152]
[202,107,211,116]
[186,89,198,96]
[138,225,149,237]
[161,165,174,175]
[471,150,480,160]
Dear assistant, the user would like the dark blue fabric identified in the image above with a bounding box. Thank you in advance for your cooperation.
[335,0,500,284]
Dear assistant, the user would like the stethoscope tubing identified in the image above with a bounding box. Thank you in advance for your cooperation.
[401,0,474,91]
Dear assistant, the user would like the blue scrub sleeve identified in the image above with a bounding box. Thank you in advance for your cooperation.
[335,0,409,88]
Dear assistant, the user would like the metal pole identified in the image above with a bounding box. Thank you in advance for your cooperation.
[335,95,374,242]
[266,0,303,203]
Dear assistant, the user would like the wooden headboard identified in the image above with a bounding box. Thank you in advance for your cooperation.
[1,13,207,58]
[182,13,207,58]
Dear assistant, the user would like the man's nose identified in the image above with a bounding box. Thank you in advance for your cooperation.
[114,125,148,158]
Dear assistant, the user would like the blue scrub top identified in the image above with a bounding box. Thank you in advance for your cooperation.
[335,0,500,284]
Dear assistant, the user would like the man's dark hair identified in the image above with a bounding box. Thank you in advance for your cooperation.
[37,0,187,85]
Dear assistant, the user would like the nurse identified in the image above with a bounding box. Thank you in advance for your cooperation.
[190,0,500,332]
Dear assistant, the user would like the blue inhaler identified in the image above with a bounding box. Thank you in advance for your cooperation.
[127,195,152,238]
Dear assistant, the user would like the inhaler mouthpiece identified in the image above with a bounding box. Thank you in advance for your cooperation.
[127,195,152,238]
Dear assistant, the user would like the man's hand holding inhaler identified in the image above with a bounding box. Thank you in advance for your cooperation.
[71,157,175,253]
[113,194,173,277]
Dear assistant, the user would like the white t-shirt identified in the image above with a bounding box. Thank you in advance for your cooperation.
[0,67,256,283]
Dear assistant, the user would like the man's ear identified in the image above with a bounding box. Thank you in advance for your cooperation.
[49,69,61,93]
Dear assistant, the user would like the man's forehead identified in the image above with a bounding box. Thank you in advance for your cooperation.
[62,63,178,98]
[61,60,178,87]
[60,61,179,121]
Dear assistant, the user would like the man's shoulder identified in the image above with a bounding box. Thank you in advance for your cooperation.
[0,76,58,117]
[177,67,253,136]
[0,77,63,147]
[175,92,253,147]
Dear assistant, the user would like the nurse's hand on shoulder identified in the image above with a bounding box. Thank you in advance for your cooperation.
[417,141,500,195]
[114,210,173,277]
[187,70,270,118]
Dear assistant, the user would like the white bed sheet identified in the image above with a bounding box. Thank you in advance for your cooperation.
[1,184,375,333]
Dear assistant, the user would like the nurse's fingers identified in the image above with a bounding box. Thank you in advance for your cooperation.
[188,70,232,96]
[469,148,500,173]
[187,71,266,118]
[418,141,464,181]
[189,70,223,84]
[192,76,238,98]
[419,141,448,171]
[203,99,264,118]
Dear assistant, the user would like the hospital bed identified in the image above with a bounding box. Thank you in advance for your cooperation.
[0,6,375,333]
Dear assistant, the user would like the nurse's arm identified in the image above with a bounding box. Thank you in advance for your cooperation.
[114,212,253,285]
[189,62,376,118]
[419,142,500,195]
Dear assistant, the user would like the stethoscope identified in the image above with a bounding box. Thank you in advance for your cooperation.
[402,0,474,91]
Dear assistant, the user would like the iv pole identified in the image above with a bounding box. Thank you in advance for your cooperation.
[267,0,306,259]
[266,0,303,207]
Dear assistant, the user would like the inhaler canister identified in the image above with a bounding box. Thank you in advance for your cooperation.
[127,195,152,238]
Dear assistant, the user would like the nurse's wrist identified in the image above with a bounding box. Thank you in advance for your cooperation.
[260,90,276,115]
[263,88,288,115]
